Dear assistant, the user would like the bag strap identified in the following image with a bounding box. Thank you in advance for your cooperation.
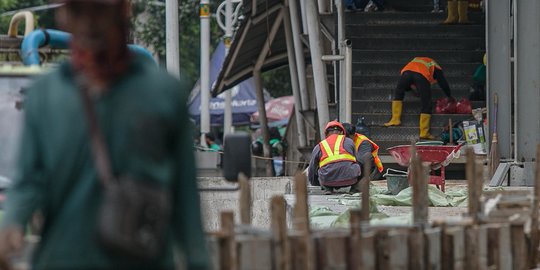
[78,78,115,187]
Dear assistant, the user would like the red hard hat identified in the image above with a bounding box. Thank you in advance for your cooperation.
[324,121,345,134]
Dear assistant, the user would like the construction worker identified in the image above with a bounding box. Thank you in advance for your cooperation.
[384,57,454,140]
[442,0,470,24]
[343,123,384,180]
[308,121,361,194]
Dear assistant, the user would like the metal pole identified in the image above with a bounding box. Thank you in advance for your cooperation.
[344,39,352,123]
[336,0,345,121]
[514,0,540,185]
[253,71,274,176]
[223,0,233,135]
[298,0,308,35]
[200,0,211,146]
[318,0,327,13]
[165,0,180,78]
[288,0,309,110]
[305,0,330,137]
[486,0,512,159]
[284,10,307,147]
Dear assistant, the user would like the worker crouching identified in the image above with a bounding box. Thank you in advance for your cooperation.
[308,121,361,194]
[343,123,384,181]
[384,57,454,140]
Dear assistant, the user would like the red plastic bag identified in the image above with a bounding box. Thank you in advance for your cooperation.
[456,98,472,114]
[435,98,457,114]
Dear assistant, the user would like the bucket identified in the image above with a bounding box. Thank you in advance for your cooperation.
[383,168,409,195]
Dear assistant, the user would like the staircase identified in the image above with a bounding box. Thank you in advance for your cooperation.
[323,3,485,154]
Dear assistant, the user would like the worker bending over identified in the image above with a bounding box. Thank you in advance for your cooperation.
[343,123,384,180]
[308,121,361,194]
[384,57,454,140]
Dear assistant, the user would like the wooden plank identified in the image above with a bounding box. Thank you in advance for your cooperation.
[220,211,237,270]
[464,225,488,270]
[410,144,429,225]
[424,228,442,270]
[361,231,377,270]
[375,230,390,270]
[291,173,314,270]
[408,228,425,270]
[511,223,529,270]
[314,233,349,270]
[293,173,310,233]
[237,235,273,270]
[388,230,409,270]
[410,144,428,225]
[271,196,290,270]
[289,234,309,270]
[207,236,221,270]
[465,147,483,221]
[361,158,372,222]
[530,144,540,268]
[239,173,252,225]
[442,226,465,270]
[486,223,513,270]
[349,209,363,269]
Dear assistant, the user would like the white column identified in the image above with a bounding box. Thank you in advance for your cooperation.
[200,0,211,146]
[223,0,234,135]
[165,0,180,78]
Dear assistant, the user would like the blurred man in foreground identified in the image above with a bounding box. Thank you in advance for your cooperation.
[0,0,209,269]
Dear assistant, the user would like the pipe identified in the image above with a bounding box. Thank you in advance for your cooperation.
[288,0,310,110]
[20,29,156,66]
[223,0,233,135]
[305,0,330,138]
[344,39,352,123]
[200,0,211,147]
[165,0,180,78]
[284,9,307,148]
[7,11,35,37]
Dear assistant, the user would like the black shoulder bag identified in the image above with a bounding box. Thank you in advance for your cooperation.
[79,81,172,260]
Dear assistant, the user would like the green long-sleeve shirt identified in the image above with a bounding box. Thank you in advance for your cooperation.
[0,58,209,270]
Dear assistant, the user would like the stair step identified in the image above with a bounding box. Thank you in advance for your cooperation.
[352,50,485,64]
[352,63,479,77]
[351,100,485,114]
[352,75,473,89]
[352,37,485,50]
[368,126,446,141]
[344,12,483,25]
[351,113,473,127]
[351,88,479,101]
[348,24,485,38]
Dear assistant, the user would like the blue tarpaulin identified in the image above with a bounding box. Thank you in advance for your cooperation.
[188,42,264,126]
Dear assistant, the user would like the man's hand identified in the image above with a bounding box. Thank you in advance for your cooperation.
[0,227,24,270]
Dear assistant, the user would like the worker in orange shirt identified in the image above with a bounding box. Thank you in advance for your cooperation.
[384,57,454,140]
[343,123,384,180]
[308,121,361,194]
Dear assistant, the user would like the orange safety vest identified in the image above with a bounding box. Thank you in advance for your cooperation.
[318,134,356,168]
[353,133,384,173]
[401,57,442,85]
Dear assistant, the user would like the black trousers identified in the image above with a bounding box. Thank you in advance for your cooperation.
[394,71,432,114]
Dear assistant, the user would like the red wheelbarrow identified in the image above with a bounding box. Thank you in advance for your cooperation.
[387,143,464,192]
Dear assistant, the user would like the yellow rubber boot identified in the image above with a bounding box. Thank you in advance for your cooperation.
[384,100,402,127]
[442,1,458,24]
[419,113,436,140]
[458,1,470,24]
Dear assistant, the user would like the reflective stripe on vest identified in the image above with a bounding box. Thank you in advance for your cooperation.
[354,134,384,173]
[401,57,441,84]
[319,135,356,168]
